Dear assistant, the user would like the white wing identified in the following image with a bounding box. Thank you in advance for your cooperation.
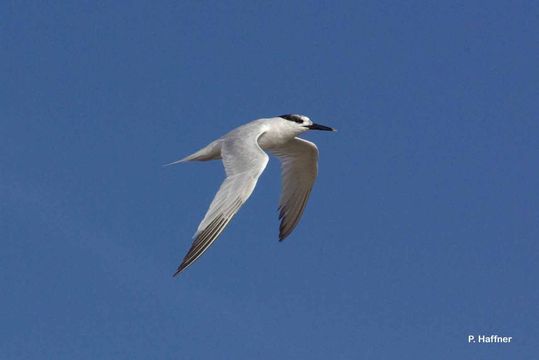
[174,130,268,276]
[270,137,318,240]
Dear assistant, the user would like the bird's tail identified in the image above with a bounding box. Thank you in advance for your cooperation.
[164,139,223,166]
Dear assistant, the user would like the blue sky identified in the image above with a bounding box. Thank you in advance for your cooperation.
[1,1,538,359]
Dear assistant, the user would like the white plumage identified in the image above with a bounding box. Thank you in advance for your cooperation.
[170,114,335,276]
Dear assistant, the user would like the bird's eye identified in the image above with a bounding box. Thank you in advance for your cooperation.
[294,119,303,124]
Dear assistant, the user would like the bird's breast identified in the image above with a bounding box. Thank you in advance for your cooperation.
[257,129,294,150]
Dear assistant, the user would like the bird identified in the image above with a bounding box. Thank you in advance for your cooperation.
[169,114,335,276]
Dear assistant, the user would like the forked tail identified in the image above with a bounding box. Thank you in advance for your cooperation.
[164,139,223,166]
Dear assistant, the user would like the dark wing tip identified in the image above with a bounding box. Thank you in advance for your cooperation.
[278,223,290,241]
[277,206,292,241]
[173,262,187,277]
[173,206,240,278]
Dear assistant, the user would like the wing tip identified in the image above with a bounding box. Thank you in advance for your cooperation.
[172,263,187,277]
[278,228,290,241]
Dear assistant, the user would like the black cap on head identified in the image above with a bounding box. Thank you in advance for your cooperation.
[280,114,305,123]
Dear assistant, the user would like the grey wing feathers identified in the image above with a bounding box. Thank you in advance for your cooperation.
[174,131,268,276]
[173,193,243,276]
[270,138,319,241]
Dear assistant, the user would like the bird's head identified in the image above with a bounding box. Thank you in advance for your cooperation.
[279,114,336,134]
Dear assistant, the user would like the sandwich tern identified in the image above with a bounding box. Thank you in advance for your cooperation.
[170,114,335,276]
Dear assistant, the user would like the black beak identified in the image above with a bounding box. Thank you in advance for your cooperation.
[306,123,336,131]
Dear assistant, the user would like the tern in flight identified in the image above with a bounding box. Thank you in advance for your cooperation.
[170,114,335,276]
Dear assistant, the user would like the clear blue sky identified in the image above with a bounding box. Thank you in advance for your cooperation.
[2,1,538,359]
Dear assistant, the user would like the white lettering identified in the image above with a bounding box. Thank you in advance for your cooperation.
[473,335,513,344]
[478,335,486,342]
